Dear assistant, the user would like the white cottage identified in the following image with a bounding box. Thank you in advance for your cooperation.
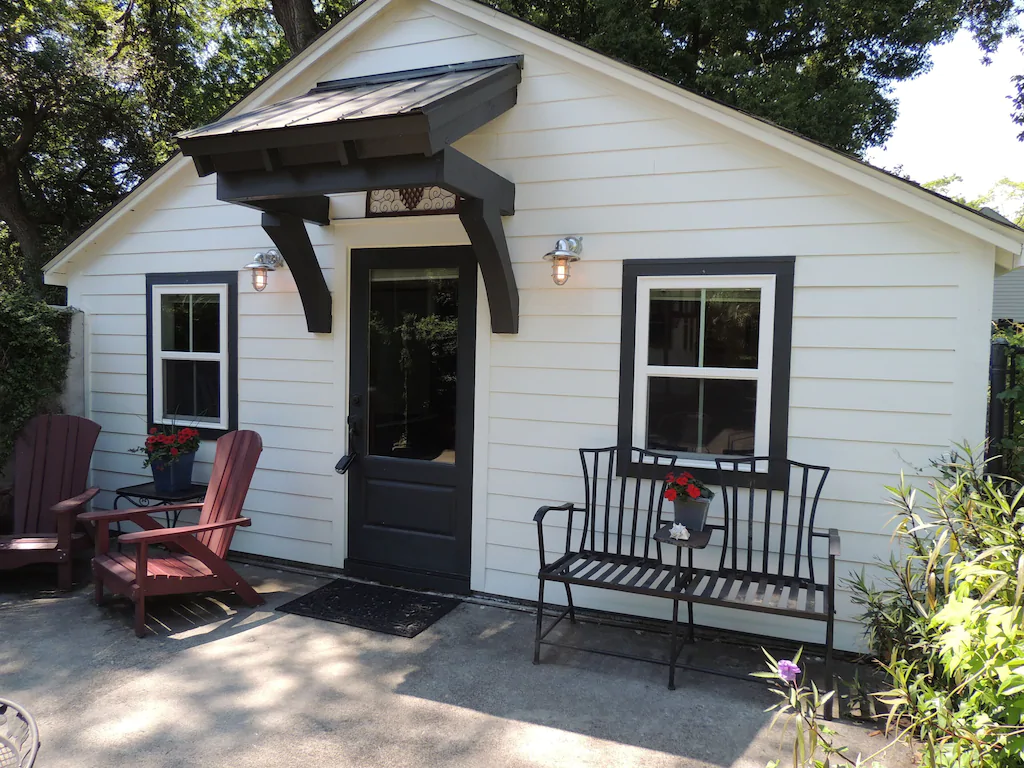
[43,0,1024,653]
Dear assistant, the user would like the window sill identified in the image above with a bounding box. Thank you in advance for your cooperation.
[620,458,785,491]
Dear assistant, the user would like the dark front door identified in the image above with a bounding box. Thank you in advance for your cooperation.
[346,247,476,593]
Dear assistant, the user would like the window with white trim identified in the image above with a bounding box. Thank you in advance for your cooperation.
[617,258,793,486]
[147,273,237,435]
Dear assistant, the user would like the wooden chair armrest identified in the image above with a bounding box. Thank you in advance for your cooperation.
[78,503,204,524]
[52,487,99,515]
[118,517,251,545]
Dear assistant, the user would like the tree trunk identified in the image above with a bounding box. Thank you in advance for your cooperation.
[270,0,323,54]
[0,172,47,293]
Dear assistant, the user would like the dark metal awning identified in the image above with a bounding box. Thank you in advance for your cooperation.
[177,57,523,335]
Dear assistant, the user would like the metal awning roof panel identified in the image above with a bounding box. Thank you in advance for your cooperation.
[178,57,523,175]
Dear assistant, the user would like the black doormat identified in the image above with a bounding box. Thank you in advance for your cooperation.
[276,578,461,638]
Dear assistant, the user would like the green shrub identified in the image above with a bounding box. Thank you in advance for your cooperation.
[0,289,72,472]
[851,447,1024,767]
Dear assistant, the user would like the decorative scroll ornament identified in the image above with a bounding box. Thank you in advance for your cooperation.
[367,186,459,217]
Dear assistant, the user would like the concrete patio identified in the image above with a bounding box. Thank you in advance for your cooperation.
[0,562,912,767]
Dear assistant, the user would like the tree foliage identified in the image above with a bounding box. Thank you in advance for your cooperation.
[0,290,71,471]
[924,174,1024,225]
[1,0,1022,292]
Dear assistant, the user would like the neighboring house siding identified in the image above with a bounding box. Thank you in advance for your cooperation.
[994,268,1024,320]
[60,0,997,652]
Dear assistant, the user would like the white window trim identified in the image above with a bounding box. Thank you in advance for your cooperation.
[150,283,230,430]
[631,273,776,470]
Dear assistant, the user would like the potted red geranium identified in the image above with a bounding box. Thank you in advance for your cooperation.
[663,471,714,531]
[132,426,201,493]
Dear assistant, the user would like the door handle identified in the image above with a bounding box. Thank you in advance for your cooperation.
[335,452,357,474]
[337,410,363,474]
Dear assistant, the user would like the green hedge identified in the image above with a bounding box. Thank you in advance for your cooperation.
[0,290,72,472]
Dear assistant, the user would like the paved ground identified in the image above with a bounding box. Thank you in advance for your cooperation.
[0,561,913,768]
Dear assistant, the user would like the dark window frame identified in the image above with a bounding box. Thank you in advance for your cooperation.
[146,272,238,440]
[616,257,794,490]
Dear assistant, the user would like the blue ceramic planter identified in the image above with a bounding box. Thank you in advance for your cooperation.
[150,451,196,494]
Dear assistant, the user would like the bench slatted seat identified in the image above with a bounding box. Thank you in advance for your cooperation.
[533,446,839,716]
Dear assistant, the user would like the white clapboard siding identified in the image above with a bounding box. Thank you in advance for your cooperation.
[57,0,999,647]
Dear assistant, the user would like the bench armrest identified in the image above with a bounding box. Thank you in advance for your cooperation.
[533,502,577,523]
[534,503,584,569]
[828,528,840,557]
[118,517,251,545]
[811,528,841,558]
[52,487,99,515]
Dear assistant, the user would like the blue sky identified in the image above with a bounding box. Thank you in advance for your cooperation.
[865,30,1024,205]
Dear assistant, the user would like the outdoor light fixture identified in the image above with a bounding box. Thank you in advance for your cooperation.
[244,249,284,292]
[543,236,583,285]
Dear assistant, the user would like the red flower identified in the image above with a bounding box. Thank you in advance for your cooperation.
[177,432,187,443]
[149,427,157,435]
[665,472,675,482]
[170,448,179,456]
[686,485,700,499]
[664,487,678,501]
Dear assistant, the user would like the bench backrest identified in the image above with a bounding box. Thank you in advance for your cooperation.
[716,457,830,582]
[576,446,678,559]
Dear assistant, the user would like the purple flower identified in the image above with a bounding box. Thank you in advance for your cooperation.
[777,660,801,684]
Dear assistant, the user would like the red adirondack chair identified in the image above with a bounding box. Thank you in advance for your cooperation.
[0,414,101,590]
[79,430,264,637]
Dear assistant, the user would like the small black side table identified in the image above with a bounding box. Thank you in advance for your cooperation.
[654,523,713,688]
[112,482,208,544]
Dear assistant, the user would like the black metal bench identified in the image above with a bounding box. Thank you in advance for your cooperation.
[533,447,839,710]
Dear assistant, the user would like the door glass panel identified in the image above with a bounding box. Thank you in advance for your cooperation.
[367,267,459,462]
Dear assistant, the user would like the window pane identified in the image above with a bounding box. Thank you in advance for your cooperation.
[160,293,220,353]
[367,268,459,462]
[648,288,760,369]
[648,289,701,366]
[646,376,756,455]
[703,289,759,368]
[163,360,221,422]
[160,295,191,352]
[191,294,221,353]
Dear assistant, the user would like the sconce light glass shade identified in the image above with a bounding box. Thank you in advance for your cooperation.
[243,249,284,292]
[543,236,583,285]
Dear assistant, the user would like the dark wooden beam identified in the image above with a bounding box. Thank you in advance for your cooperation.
[217,148,513,215]
[260,212,332,333]
[459,197,518,334]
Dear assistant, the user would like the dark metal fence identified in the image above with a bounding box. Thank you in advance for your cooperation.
[988,338,1023,476]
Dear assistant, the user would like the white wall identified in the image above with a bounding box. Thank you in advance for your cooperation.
[59,0,998,652]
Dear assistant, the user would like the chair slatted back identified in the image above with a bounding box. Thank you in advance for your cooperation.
[716,457,829,582]
[196,430,262,558]
[12,414,101,535]
[577,447,679,559]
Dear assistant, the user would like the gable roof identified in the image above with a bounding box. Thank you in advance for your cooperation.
[44,0,1024,282]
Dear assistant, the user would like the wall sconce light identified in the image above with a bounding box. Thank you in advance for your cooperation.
[543,236,583,285]
[243,249,284,292]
